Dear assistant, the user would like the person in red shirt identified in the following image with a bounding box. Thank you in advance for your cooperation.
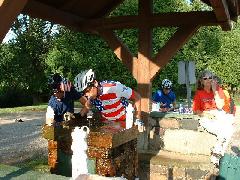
[193,70,226,115]
[192,70,234,167]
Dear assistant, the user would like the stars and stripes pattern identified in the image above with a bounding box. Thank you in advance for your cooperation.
[91,81,134,122]
[60,78,72,92]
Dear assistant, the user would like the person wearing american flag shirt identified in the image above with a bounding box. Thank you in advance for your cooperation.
[75,69,142,128]
[46,73,87,126]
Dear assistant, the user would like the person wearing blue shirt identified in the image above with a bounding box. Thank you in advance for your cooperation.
[46,73,87,126]
[152,79,177,112]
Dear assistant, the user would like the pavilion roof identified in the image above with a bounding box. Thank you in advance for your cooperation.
[21,0,240,32]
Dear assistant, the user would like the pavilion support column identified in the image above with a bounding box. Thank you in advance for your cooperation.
[0,0,28,42]
[137,0,153,150]
[137,27,152,121]
[137,26,152,150]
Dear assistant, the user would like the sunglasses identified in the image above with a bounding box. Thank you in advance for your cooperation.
[202,77,213,80]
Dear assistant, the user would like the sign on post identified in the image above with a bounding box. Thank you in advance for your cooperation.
[178,61,196,108]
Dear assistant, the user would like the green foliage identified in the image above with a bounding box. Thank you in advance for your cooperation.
[1,0,240,108]
[153,0,191,13]
[110,0,138,16]
[46,28,137,88]
[0,16,56,106]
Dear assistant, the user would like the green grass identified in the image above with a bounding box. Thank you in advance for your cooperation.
[0,100,83,114]
[74,101,84,108]
[15,156,49,173]
[0,103,47,115]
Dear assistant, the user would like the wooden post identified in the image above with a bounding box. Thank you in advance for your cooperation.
[0,0,28,42]
[137,0,153,150]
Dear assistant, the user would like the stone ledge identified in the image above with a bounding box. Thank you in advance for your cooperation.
[163,129,217,155]
[88,126,138,148]
[138,150,218,180]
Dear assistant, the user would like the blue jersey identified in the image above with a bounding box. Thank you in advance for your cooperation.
[152,89,176,108]
[48,88,83,122]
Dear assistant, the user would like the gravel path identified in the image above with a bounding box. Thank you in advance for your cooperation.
[0,111,48,165]
[0,107,239,165]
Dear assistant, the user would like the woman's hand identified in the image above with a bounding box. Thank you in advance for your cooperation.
[211,79,218,92]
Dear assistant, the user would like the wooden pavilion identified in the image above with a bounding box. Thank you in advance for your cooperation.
[0,0,239,123]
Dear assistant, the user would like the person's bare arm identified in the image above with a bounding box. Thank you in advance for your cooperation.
[80,98,92,116]
[46,106,54,126]
[212,80,224,109]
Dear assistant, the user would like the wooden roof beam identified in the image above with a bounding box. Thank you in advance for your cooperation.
[227,0,240,21]
[238,0,240,15]
[0,0,28,42]
[209,0,232,30]
[22,0,85,31]
[92,0,125,18]
[150,25,199,79]
[98,29,137,76]
[60,0,80,11]
[79,11,219,31]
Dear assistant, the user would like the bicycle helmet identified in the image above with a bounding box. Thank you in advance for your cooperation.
[162,79,172,89]
[74,69,95,92]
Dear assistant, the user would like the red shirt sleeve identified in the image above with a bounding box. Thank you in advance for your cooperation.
[192,91,202,112]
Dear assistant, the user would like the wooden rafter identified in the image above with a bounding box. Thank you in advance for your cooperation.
[137,27,152,98]
[150,25,199,79]
[0,0,28,42]
[227,0,240,21]
[209,0,232,30]
[60,0,80,11]
[79,11,219,31]
[22,0,84,31]
[98,29,137,78]
[238,0,240,15]
[92,0,125,18]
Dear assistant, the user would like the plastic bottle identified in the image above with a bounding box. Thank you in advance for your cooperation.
[179,104,183,114]
[126,103,134,129]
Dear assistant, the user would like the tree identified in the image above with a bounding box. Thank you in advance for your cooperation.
[0,15,56,105]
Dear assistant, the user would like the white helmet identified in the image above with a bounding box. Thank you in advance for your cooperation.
[162,79,172,89]
[74,69,95,92]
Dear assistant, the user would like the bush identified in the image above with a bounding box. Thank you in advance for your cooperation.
[0,86,33,108]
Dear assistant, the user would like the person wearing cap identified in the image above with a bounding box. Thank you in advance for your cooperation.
[74,69,142,129]
[46,73,87,126]
[152,79,177,112]
[192,70,234,167]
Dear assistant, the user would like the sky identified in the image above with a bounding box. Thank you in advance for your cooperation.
[3,29,16,43]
